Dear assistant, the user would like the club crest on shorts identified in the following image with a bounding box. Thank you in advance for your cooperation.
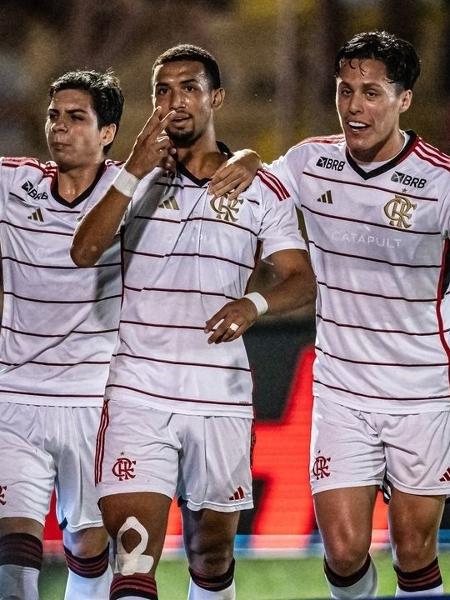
[112,455,136,481]
[0,485,7,505]
[312,453,331,480]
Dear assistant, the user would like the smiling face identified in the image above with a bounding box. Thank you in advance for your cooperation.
[336,58,412,163]
[45,89,116,171]
[152,60,223,147]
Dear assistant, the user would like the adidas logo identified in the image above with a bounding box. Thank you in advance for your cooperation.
[316,190,332,204]
[28,208,44,222]
[158,196,179,210]
[439,467,450,482]
[229,486,245,501]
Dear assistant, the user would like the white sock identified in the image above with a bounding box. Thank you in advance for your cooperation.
[0,564,40,600]
[64,564,113,599]
[188,578,236,599]
[326,558,377,599]
[396,583,444,596]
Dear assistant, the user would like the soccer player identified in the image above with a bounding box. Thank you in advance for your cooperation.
[71,44,316,600]
[0,70,125,599]
[209,30,450,598]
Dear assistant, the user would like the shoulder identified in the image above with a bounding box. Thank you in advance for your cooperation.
[1,156,56,174]
[290,133,346,151]
[254,169,290,200]
[282,133,346,165]
[410,136,450,173]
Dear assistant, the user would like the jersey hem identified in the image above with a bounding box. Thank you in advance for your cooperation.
[0,394,104,407]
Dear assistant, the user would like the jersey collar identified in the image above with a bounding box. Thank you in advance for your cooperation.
[346,130,418,180]
[176,141,232,187]
[51,161,107,208]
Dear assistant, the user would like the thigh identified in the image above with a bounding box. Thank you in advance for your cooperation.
[56,406,104,532]
[96,400,180,501]
[100,491,171,576]
[0,403,55,526]
[314,486,378,559]
[383,410,450,495]
[310,397,385,494]
[178,416,253,512]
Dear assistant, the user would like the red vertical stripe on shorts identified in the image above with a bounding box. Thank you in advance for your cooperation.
[95,400,110,485]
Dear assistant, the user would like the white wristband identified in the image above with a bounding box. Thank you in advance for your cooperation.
[243,292,268,316]
[112,167,140,198]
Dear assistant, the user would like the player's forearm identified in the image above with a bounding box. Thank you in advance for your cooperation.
[71,187,130,267]
[264,270,316,316]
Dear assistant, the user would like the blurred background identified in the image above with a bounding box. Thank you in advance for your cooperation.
[2,0,450,597]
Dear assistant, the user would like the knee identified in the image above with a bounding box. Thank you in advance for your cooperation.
[64,527,109,559]
[393,530,437,570]
[186,536,234,577]
[324,534,371,576]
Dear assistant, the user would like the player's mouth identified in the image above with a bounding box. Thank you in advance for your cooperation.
[347,121,369,133]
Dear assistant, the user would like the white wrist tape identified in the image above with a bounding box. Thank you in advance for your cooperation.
[243,291,268,316]
[112,167,140,197]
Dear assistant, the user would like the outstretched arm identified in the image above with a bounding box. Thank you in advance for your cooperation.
[204,248,315,344]
[71,107,176,267]
[208,149,262,200]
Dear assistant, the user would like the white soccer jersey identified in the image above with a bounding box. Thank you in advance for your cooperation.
[105,162,306,417]
[0,157,122,406]
[270,131,450,413]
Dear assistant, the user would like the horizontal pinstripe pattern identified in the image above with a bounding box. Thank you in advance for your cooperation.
[270,131,450,412]
[0,157,123,406]
[105,164,305,416]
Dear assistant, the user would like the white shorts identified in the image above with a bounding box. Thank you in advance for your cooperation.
[310,397,450,496]
[0,403,103,532]
[96,399,254,512]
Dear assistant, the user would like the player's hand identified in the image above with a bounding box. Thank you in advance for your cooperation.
[124,107,177,179]
[208,149,261,200]
[204,298,258,344]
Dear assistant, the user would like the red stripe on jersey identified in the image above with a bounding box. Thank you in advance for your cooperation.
[416,140,450,164]
[435,239,450,391]
[290,134,345,151]
[95,400,110,485]
[316,346,448,368]
[314,378,450,401]
[413,147,450,172]
[2,157,57,176]
[256,169,290,200]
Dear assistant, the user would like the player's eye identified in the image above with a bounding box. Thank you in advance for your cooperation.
[156,88,168,95]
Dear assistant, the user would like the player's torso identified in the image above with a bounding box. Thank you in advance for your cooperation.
[285,134,450,411]
[107,166,265,416]
[0,158,122,405]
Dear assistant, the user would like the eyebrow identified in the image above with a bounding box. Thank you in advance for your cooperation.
[155,78,200,87]
[47,107,89,115]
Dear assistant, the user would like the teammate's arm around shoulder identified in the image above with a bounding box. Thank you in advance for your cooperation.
[71,107,176,267]
[208,149,262,200]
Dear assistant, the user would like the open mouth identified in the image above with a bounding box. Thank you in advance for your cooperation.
[347,121,369,132]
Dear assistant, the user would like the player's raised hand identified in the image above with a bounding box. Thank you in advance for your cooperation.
[124,107,177,179]
[204,298,258,344]
[208,149,262,200]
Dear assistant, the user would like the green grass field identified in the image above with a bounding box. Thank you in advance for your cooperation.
[39,551,450,599]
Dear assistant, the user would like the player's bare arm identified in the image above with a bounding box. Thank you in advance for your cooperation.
[71,107,176,267]
[208,149,262,200]
[205,248,315,344]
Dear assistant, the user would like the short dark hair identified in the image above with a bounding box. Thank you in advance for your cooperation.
[334,31,421,91]
[152,44,221,90]
[49,69,124,154]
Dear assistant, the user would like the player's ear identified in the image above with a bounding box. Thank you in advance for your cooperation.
[211,87,225,110]
[101,123,117,148]
[399,89,412,113]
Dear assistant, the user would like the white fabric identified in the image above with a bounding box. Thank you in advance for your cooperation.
[188,578,236,599]
[105,165,305,417]
[96,399,253,512]
[310,397,450,495]
[328,559,377,599]
[0,403,104,529]
[269,132,450,414]
[0,564,40,600]
[395,583,444,596]
[0,157,122,406]
[64,565,113,600]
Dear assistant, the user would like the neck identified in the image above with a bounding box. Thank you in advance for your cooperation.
[57,160,104,202]
[351,130,406,164]
[176,130,226,179]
